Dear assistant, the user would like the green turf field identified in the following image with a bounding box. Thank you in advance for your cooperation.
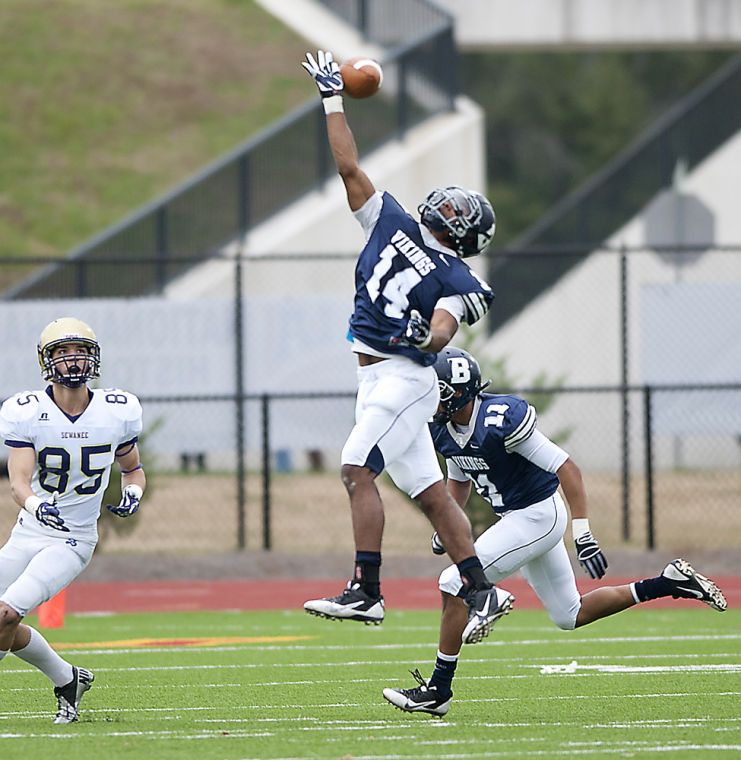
[2,608,739,758]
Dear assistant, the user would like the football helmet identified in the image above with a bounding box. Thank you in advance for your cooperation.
[418,186,496,258]
[37,317,100,388]
[432,347,490,423]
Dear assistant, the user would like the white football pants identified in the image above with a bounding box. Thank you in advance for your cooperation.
[341,356,443,499]
[438,492,582,630]
[0,515,95,617]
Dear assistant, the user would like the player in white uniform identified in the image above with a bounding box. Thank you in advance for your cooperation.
[382,348,727,716]
[301,51,513,644]
[0,318,145,723]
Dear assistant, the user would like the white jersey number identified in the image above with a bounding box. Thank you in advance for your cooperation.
[483,403,509,428]
[470,472,504,507]
[366,244,421,319]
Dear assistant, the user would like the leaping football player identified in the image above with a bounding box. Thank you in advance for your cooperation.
[301,50,514,645]
[0,318,145,723]
[383,347,727,716]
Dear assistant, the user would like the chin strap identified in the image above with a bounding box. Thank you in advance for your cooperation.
[435,385,490,425]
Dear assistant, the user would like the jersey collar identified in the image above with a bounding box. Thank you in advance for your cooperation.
[447,396,482,448]
[45,385,94,423]
[419,222,457,257]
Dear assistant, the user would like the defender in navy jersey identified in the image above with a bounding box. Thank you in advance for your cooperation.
[301,50,512,645]
[383,348,727,716]
[0,318,146,723]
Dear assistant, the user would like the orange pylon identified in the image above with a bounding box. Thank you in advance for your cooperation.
[37,589,66,628]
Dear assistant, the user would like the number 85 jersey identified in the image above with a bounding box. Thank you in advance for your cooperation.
[0,387,143,536]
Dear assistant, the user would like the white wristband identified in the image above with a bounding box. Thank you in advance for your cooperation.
[323,95,344,115]
[24,495,43,515]
[572,517,590,539]
[124,484,143,499]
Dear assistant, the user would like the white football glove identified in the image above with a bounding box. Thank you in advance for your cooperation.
[107,484,143,518]
[301,50,344,98]
[388,310,432,349]
[430,531,446,555]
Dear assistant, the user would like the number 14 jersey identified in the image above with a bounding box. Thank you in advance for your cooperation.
[350,192,494,366]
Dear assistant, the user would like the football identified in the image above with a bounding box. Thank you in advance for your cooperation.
[340,57,383,99]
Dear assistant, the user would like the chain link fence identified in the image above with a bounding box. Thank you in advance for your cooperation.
[1,245,739,558]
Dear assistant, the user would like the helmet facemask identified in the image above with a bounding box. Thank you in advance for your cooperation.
[418,186,496,258]
[37,318,101,388]
[43,342,100,388]
[432,347,490,424]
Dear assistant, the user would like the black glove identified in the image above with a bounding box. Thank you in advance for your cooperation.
[430,531,446,555]
[389,310,431,348]
[574,530,608,579]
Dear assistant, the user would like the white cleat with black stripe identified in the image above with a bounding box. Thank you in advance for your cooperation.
[304,580,385,624]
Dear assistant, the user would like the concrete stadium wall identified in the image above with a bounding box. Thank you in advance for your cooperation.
[167,94,489,299]
[481,131,741,469]
[436,0,741,50]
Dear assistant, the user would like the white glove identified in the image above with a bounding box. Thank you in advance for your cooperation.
[106,484,143,518]
[430,531,446,555]
[301,50,344,98]
[389,310,432,348]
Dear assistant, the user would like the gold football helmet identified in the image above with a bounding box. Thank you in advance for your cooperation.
[37,317,101,387]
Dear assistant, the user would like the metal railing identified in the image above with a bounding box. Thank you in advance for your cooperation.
[489,53,741,330]
[1,245,739,556]
[5,0,456,301]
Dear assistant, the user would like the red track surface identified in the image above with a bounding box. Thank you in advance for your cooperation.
[61,575,740,614]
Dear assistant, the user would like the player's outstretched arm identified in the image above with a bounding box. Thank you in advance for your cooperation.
[302,50,374,211]
[326,108,375,211]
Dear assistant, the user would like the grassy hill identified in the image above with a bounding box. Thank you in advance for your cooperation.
[0,0,311,258]
[3,3,734,262]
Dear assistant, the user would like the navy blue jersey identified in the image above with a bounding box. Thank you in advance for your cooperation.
[349,192,494,366]
[430,393,559,512]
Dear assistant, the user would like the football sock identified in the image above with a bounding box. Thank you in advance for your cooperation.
[429,650,458,697]
[12,627,74,687]
[354,551,381,598]
[631,576,673,603]
[457,556,490,593]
